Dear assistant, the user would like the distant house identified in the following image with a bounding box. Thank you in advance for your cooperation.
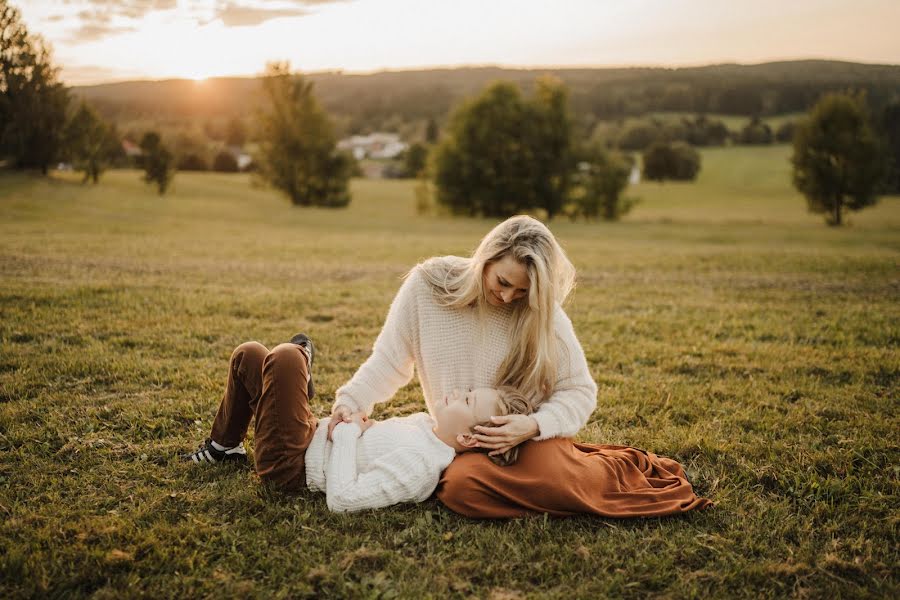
[629,164,641,184]
[225,145,253,171]
[337,132,408,160]
[121,139,142,157]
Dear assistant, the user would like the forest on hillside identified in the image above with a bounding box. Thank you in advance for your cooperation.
[73,60,900,142]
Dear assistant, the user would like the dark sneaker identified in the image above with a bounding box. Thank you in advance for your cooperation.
[184,437,248,464]
[289,333,316,399]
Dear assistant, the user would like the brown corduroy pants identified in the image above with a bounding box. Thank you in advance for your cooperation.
[210,341,317,491]
[437,438,713,519]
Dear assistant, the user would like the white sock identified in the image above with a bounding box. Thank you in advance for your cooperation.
[210,440,233,451]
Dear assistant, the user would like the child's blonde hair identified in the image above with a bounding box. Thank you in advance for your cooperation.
[471,386,535,467]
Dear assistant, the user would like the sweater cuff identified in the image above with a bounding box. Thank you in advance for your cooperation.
[531,410,561,442]
[332,395,362,415]
[332,422,362,441]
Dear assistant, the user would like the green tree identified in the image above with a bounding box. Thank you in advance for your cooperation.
[403,142,427,177]
[64,102,114,183]
[0,0,69,173]
[791,92,885,226]
[140,131,174,195]
[529,75,574,219]
[433,79,574,218]
[434,82,535,217]
[880,101,900,194]
[255,62,351,207]
[739,117,773,145]
[642,141,701,182]
[425,117,439,144]
[226,117,246,147]
[177,153,208,171]
[569,146,637,221]
[213,150,239,172]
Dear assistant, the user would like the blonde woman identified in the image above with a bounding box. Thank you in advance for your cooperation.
[330,215,710,518]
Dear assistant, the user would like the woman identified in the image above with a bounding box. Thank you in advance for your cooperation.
[329,215,710,518]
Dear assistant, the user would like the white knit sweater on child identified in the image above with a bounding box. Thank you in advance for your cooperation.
[305,413,455,513]
[332,263,598,442]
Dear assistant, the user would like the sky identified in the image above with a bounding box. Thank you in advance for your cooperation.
[16,0,900,86]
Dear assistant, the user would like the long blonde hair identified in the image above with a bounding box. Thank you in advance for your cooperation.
[414,215,576,402]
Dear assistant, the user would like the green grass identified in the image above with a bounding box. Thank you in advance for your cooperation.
[1,149,898,598]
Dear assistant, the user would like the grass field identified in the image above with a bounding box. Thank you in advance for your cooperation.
[1,146,898,598]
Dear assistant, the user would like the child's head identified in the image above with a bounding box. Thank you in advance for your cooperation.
[432,386,534,465]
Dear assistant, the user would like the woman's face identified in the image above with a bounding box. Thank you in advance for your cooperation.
[483,255,530,307]
[432,387,500,452]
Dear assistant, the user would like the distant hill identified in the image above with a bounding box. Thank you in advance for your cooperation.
[72,60,900,136]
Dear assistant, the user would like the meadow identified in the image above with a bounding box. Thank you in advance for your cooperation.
[0,145,897,598]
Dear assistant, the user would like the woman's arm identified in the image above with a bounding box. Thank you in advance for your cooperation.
[331,269,421,417]
[473,305,598,453]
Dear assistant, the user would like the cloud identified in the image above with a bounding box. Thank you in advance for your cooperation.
[63,0,351,42]
[214,3,308,27]
[69,23,138,42]
[211,1,353,28]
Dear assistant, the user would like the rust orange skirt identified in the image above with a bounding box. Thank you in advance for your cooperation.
[436,438,713,519]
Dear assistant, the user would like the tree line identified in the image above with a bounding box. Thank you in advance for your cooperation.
[3,0,899,224]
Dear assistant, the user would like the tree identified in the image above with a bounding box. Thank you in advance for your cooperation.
[139,131,174,195]
[212,150,238,172]
[403,142,427,177]
[225,117,246,147]
[64,101,115,183]
[0,0,69,173]
[642,141,701,182]
[529,75,575,219]
[880,101,900,194]
[569,145,637,221]
[739,117,773,145]
[177,153,208,171]
[434,82,537,217]
[791,91,885,226]
[617,122,659,151]
[433,78,574,218]
[255,62,351,207]
[425,117,439,144]
[775,121,795,143]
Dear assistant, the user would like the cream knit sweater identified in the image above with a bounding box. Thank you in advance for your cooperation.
[305,413,455,513]
[333,264,598,440]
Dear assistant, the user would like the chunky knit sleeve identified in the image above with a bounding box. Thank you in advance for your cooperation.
[531,305,598,440]
[333,268,420,416]
[325,423,441,513]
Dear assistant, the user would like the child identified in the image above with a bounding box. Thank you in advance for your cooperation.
[185,333,531,512]
[305,386,530,512]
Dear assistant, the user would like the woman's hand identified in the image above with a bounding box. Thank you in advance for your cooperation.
[472,414,540,457]
[327,405,353,441]
[349,412,375,434]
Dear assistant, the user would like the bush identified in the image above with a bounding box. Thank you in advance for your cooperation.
[775,121,795,143]
[739,117,773,144]
[177,153,208,171]
[212,151,238,172]
[617,123,660,151]
[567,147,638,221]
[642,141,701,182]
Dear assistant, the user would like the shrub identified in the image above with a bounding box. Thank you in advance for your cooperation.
[212,151,238,172]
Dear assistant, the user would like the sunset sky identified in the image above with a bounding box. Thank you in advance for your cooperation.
[18,0,900,86]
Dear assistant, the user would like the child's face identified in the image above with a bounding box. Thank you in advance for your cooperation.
[432,387,500,452]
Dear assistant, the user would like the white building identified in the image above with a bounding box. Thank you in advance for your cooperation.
[337,133,408,160]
